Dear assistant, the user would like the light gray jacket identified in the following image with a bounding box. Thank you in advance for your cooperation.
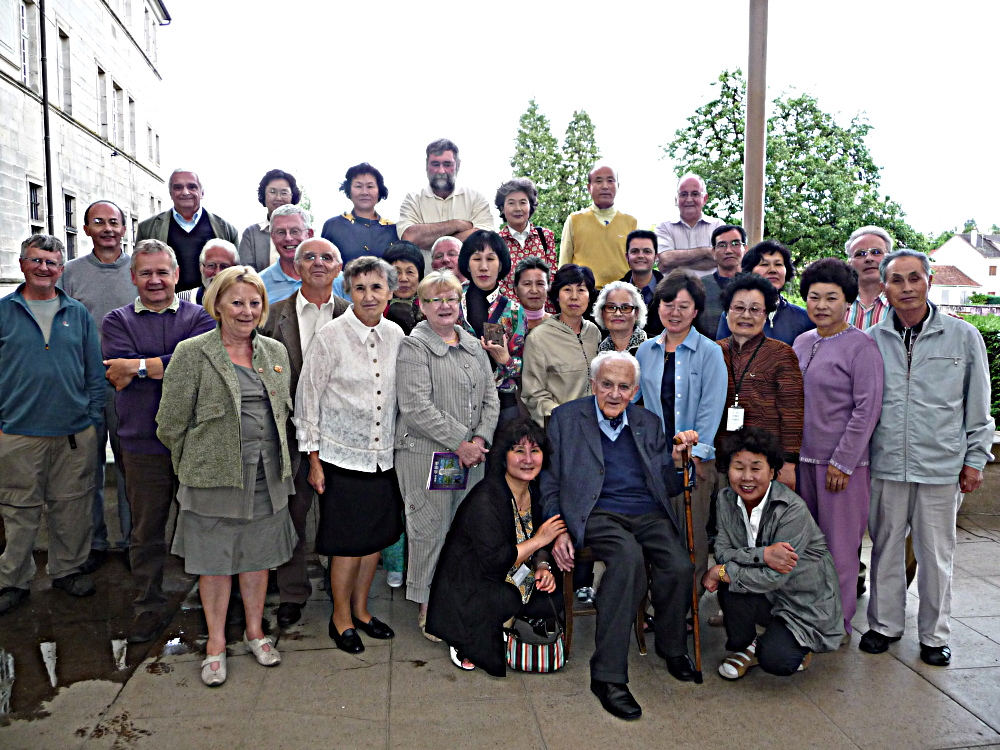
[866,304,994,484]
[715,482,844,653]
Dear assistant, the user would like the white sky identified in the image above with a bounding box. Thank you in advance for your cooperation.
[156,0,1000,241]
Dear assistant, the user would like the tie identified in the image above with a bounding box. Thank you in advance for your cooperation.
[609,414,623,430]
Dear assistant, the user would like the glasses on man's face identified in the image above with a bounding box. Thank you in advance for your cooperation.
[678,191,702,199]
[425,297,460,306]
[852,249,884,259]
[302,253,337,264]
[24,257,63,269]
[729,304,766,317]
[202,262,233,272]
[267,188,292,198]
[603,303,636,314]
[272,228,305,239]
[90,218,121,228]
[714,240,745,250]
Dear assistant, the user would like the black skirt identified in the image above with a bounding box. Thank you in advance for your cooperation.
[316,462,403,557]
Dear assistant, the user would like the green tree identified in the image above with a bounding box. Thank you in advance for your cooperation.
[509,99,561,233]
[298,185,313,219]
[963,218,978,232]
[666,70,928,268]
[991,224,1000,234]
[557,110,601,224]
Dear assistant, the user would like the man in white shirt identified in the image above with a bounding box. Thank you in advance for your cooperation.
[261,237,348,627]
[655,173,724,275]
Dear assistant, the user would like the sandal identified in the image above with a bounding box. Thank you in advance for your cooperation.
[718,639,757,680]
[797,652,812,672]
[449,646,475,671]
[417,608,441,643]
[201,652,227,687]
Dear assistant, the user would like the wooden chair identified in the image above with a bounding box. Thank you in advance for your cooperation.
[562,547,649,659]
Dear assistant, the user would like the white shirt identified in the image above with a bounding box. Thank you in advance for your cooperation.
[294,290,337,357]
[736,482,773,545]
[171,207,203,233]
[507,223,533,247]
[293,307,404,471]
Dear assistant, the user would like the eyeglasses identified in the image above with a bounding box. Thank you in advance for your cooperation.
[729,304,766,317]
[90,217,121,227]
[201,262,233,272]
[852,249,885,259]
[714,240,745,250]
[603,303,636,314]
[24,257,63,268]
[302,253,337,264]
[660,303,693,314]
[266,188,292,198]
[678,190,703,199]
[272,228,305,239]
[424,297,460,306]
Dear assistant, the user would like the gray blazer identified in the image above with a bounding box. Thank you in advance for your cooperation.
[137,209,238,246]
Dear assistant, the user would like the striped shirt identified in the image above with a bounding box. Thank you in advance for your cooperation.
[845,293,889,330]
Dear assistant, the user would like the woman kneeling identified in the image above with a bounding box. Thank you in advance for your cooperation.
[704,426,843,680]
[427,418,566,675]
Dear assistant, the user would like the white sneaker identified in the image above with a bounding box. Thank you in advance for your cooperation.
[387,571,403,588]
[575,586,596,605]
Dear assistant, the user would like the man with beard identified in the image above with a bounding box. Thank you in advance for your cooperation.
[260,205,314,303]
[397,139,493,269]
[655,173,724,276]
[177,239,239,306]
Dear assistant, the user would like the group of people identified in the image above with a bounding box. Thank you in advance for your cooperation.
[0,138,993,722]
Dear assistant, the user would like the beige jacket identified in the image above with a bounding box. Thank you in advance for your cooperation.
[521,315,601,426]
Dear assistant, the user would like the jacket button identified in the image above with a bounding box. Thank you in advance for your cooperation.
[375,437,379,442]
[599,468,604,474]
[270,390,276,395]
[376,373,380,377]
[373,358,377,363]
[377,390,381,395]
[377,405,381,410]
[753,556,760,563]
[376,422,380,426]
[409,504,415,510]
[258,368,264,373]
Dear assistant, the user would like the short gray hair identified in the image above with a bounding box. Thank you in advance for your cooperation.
[20,234,66,264]
[168,168,201,187]
[594,280,647,331]
[131,239,178,272]
[199,238,239,265]
[343,255,398,292]
[270,203,311,229]
[430,235,462,254]
[677,172,706,193]
[846,225,894,256]
[879,248,931,283]
[589,350,641,384]
[294,237,341,264]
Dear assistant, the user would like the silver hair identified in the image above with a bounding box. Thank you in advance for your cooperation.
[589,350,641,384]
[342,255,399,292]
[845,225,894,256]
[270,203,312,229]
[168,168,201,187]
[199,238,239,265]
[431,235,462,254]
[879,248,931,283]
[20,234,66,264]
[294,237,342,264]
[131,239,178,272]
[593,280,648,331]
[677,172,707,193]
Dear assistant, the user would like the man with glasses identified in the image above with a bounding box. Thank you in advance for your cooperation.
[101,239,214,642]
[59,200,137,574]
[261,237,348,627]
[655,173,725,275]
[178,239,240,306]
[0,235,106,615]
[137,169,239,293]
[845,226,893,329]
[619,230,663,306]
[698,224,747,338]
[260,205,314,303]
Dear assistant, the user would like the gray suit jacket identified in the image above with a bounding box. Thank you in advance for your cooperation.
[137,209,239,246]
[540,398,684,547]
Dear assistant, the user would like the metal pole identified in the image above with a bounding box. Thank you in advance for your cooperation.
[39,0,55,235]
[743,0,768,246]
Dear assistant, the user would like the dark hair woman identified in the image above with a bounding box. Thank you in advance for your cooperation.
[238,169,300,271]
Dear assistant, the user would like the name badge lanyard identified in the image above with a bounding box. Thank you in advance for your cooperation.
[727,336,765,430]
[510,497,534,587]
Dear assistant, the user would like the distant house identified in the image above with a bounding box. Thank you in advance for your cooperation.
[932,231,1000,296]
[927,264,981,306]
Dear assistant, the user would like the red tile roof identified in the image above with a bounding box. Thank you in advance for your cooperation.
[932,264,981,287]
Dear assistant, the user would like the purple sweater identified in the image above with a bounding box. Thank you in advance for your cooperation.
[793,326,884,473]
[102,300,216,454]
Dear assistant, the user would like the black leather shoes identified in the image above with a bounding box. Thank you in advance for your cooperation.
[329,619,364,653]
[128,610,165,644]
[858,630,900,654]
[920,644,951,666]
[590,679,641,720]
[352,615,394,639]
[665,653,697,682]
[276,602,303,628]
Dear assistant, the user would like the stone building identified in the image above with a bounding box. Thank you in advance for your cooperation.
[0,0,170,278]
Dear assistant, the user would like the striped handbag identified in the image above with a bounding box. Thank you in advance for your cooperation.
[504,603,566,673]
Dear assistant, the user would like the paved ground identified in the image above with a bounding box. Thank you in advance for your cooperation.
[2,508,1000,750]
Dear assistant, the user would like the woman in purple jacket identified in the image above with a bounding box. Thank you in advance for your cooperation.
[793,258,883,636]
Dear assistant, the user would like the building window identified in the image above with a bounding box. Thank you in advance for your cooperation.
[20,1,39,92]
[58,29,71,113]
[97,66,108,139]
[128,96,136,155]
[149,195,155,215]
[154,133,160,165]
[147,125,153,160]
[143,7,150,53]
[28,181,43,224]
[64,193,77,259]
[990,267,997,277]
[131,217,138,247]
[112,82,124,149]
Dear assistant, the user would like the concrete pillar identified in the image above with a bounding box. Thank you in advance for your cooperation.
[743,0,768,246]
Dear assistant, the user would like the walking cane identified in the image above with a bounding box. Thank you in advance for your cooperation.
[674,436,703,683]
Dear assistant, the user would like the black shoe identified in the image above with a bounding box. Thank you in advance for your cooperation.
[128,610,165,644]
[352,615,394,639]
[78,549,107,575]
[858,630,900,654]
[276,602,303,628]
[590,679,641,720]
[857,579,867,598]
[329,619,364,653]
[121,547,132,572]
[664,653,697,682]
[52,572,96,597]
[920,644,951,666]
[0,587,29,615]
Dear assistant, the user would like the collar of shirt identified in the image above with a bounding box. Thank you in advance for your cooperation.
[257,219,270,232]
[591,205,618,225]
[671,215,711,230]
[858,292,888,312]
[594,396,628,441]
[134,294,180,314]
[295,289,335,317]
[421,185,466,202]
[508,223,533,246]
[344,305,384,344]
[341,210,390,226]
[736,482,773,545]
[172,207,203,233]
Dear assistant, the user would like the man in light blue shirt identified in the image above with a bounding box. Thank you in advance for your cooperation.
[260,204,313,303]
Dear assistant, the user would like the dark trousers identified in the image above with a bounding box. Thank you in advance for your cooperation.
[121,450,177,615]
[275,456,313,605]
[718,585,809,676]
[584,508,693,684]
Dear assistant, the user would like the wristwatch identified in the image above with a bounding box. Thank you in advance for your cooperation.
[137,358,147,379]
[718,564,726,582]
[535,561,552,572]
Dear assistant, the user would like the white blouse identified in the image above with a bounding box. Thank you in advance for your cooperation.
[294,307,404,471]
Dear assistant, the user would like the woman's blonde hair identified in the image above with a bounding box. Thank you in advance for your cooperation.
[203,265,270,327]
[417,269,462,302]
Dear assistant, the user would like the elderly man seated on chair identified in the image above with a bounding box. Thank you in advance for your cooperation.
[542,350,699,721]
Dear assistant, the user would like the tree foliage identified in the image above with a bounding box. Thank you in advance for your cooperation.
[666,70,928,269]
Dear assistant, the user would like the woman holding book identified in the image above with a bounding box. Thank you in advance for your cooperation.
[394,270,501,640]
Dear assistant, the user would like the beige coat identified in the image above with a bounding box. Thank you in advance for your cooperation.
[521,315,601,426]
